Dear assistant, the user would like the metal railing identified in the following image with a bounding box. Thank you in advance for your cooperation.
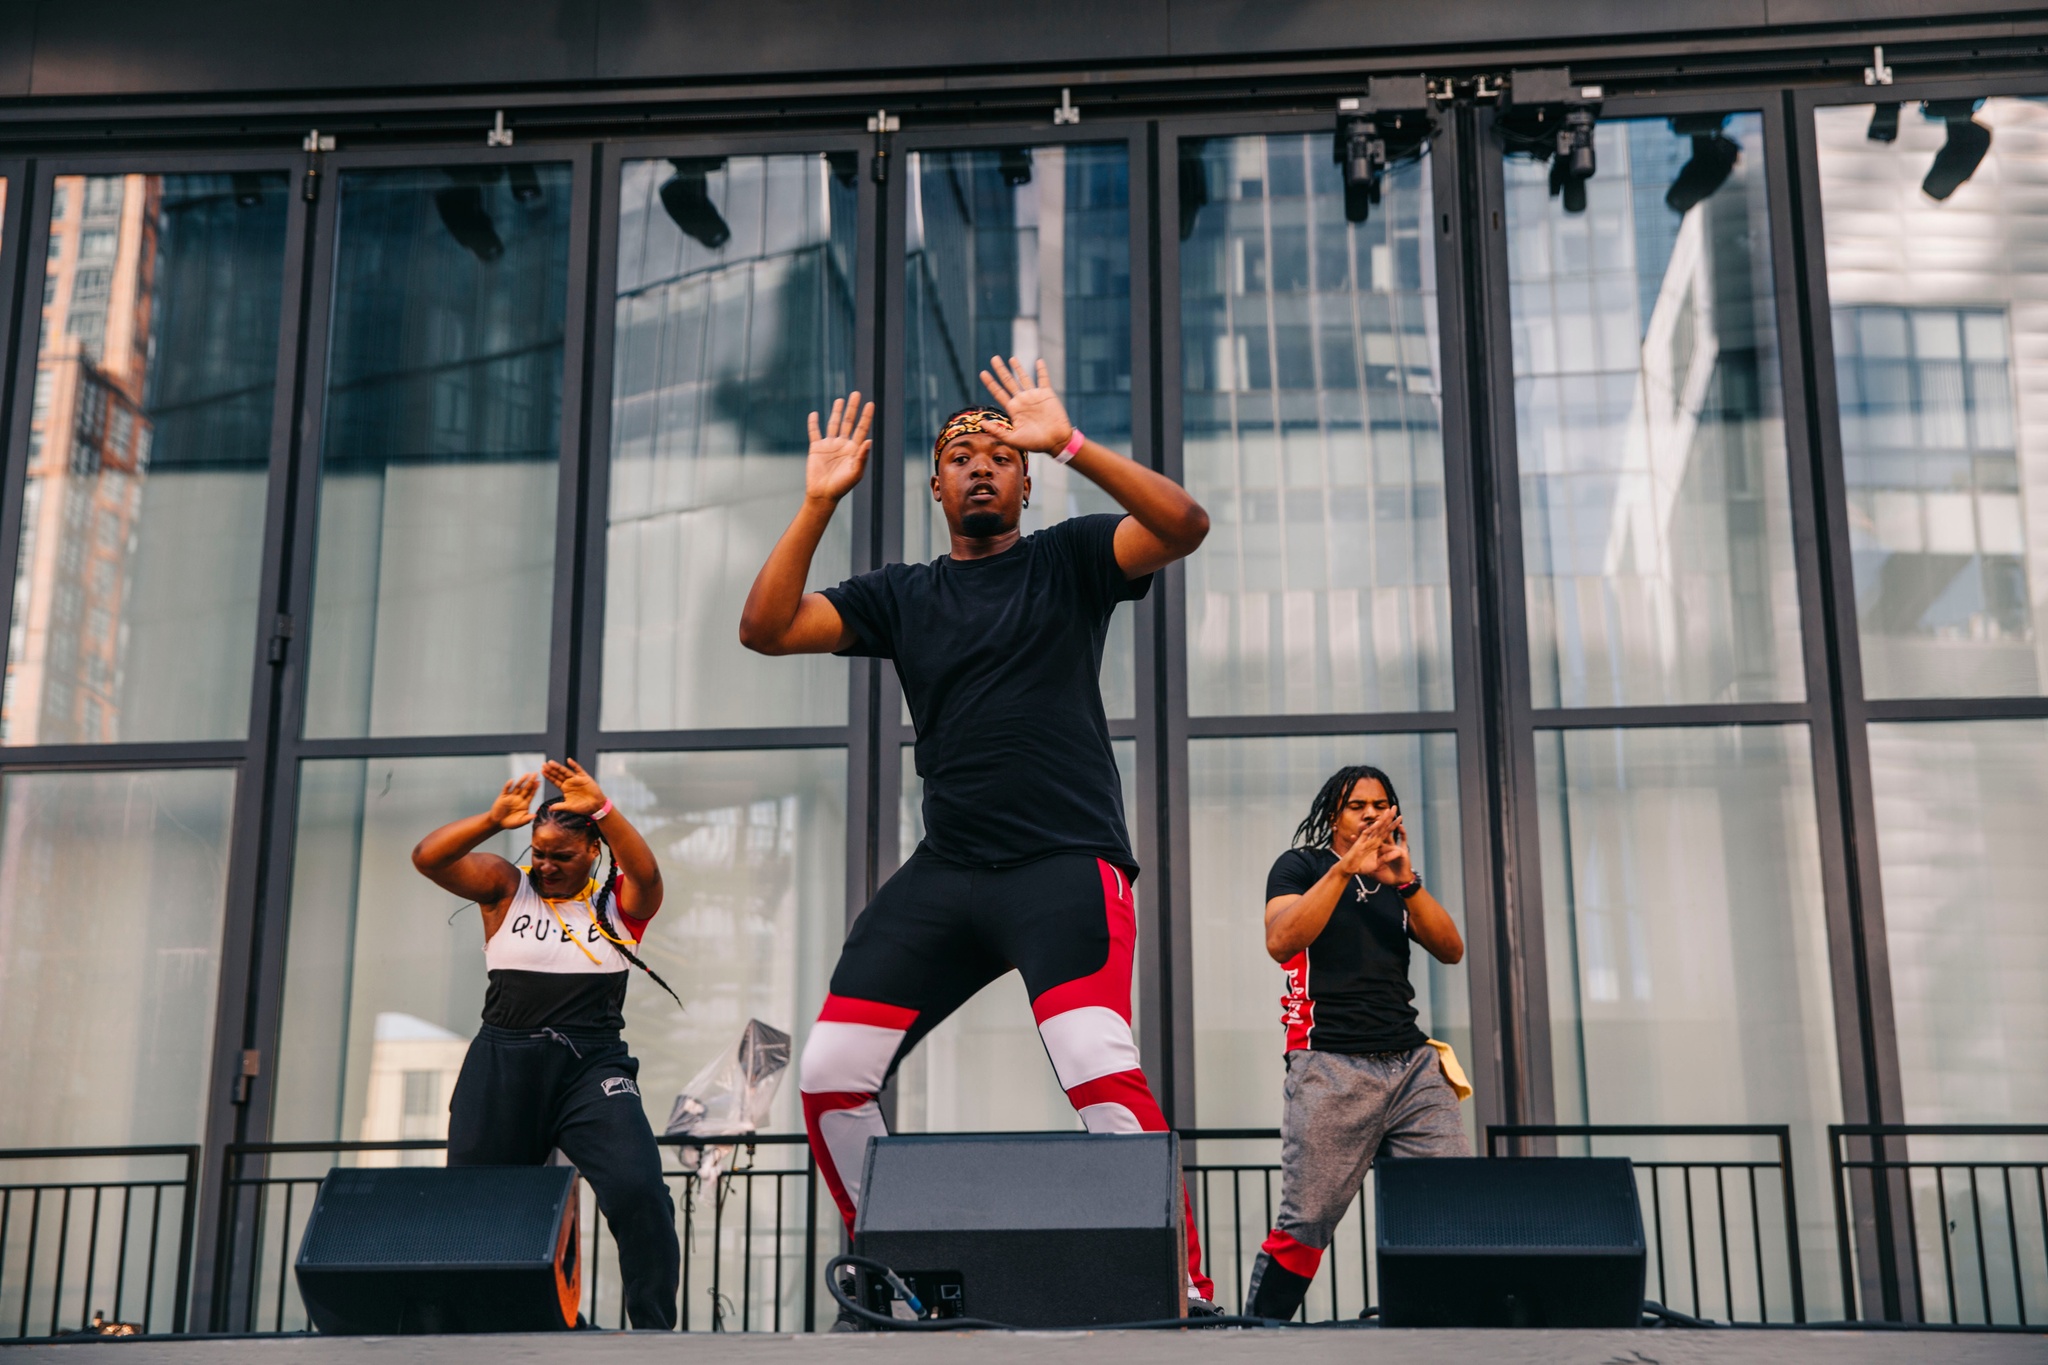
[1488,1124,1807,1324]
[1182,1127,1376,1319]
[0,1145,200,1339]
[1830,1124,2048,1326]
[213,1135,824,1334]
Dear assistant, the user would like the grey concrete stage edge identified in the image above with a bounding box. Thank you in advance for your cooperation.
[5,1330,2045,1365]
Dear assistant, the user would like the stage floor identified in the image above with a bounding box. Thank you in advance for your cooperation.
[6,1328,2043,1365]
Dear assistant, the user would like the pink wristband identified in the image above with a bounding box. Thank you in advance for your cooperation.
[592,800,614,822]
[1055,428,1085,464]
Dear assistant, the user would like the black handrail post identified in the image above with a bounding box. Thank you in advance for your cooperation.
[1829,1125,1855,1318]
[172,1145,200,1334]
[802,1154,817,1332]
[1776,1126,1805,1323]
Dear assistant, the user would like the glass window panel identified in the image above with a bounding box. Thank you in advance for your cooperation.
[1180,134,1453,716]
[1507,115,1805,708]
[592,748,843,1136]
[276,747,843,1148]
[5,173,289,744]
[890,741,1135,1132]
[1188,733,1466,1131]
[1537,724,1841,1316]
[903,144,1136,718]
[0,768,235,1146]
[1868,720,2048,1123]
[1816,98,2048,698]
[602,155,857,730]
[303,164,572,739]
[273,753,541,1142]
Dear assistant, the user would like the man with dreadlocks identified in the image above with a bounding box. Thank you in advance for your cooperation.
[410,757,681,1329]
[738,359,1215,1313]
[1242,763,1468,1321]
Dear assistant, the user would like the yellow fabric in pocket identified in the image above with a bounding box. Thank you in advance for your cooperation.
[1426,1037,1473,1101]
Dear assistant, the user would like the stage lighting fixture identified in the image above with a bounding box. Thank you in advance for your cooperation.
[1867,101,1900,143]
[232,172,266,207]
[999,147,1033,188]
[1499,68,1602,214]
[826,150,858,187]
[1178,138,1210,241]
[435,184,504,262]
[1331,77,1432,226]
[1664,114,1739,215]
[1921,99,1991,201]
[508,163,543,204]
[659,157,732,249]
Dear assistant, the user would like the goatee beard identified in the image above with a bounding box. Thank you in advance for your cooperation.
[959,510,1009,538]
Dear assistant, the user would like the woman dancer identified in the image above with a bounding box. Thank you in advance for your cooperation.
[410,757,680,1329]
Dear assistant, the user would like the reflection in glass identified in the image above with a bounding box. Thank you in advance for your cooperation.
[303,165,572,738]
[903,144,1136,717]
[1868,720,2048,1122]
[1816,99,2048,698]
[5,173,289,744]
[1508,114,1804,708]
[604,156,858,730]
[592,748,844,1136]
[273,753,541,1144]
[1189,733,1465,1130]
[890,742,1135,1133]
[1538,724,1839,1316]
[1180,135,1451,715]
[0,768,235,1146]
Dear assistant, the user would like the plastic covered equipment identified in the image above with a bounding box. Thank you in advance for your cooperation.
[664,1018,792,1182]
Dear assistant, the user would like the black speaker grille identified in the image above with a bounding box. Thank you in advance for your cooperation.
[298,1167,570,1268]
[1377,1158,1642,1251]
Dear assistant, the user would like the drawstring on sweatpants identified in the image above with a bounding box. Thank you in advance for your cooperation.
[539,1027,583,1058]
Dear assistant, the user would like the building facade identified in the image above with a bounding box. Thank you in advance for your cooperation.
[0,0,2043,1332]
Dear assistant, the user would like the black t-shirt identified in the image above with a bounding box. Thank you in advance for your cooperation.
[1265,846,1425,1055]
[822,513,1150,870]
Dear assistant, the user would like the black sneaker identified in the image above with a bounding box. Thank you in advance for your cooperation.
[1187,1295,1224,1319]
[829,1275,869,1333]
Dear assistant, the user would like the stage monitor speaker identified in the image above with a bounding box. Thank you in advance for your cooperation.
[1375,1156,1645,1327]
[294,1166,580,1334]
[853,1132,1184,1328]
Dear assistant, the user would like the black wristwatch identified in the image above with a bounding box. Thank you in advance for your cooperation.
[1395,874,1423,899]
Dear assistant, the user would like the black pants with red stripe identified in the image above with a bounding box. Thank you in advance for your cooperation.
[796,847,1211,1299]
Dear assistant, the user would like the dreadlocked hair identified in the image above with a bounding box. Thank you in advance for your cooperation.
[530,802,685,1011]
[1291,764,1403,850]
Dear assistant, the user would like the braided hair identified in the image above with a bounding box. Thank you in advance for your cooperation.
[1291,764,1402,850]
[530,802,684,1010]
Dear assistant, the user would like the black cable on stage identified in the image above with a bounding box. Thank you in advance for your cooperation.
[824,1254,1311,1332]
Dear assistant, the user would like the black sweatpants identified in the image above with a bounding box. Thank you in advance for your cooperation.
[447,1024,680,1330]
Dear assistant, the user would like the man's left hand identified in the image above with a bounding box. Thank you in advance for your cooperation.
[1372,817,1414,886]
[980,355,1075,454]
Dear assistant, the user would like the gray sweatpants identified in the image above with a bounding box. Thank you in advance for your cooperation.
[1273,1044,1470,1250]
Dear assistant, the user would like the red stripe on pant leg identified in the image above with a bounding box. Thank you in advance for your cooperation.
[1029,859,1137,1024]
[1062,1068,1214,1300]
[1260,1228,1324,1279]
[817,994,919,1029]
[801,1089,872,1233]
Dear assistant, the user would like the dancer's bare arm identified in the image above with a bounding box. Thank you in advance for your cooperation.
[980,357,1209,578]
[411,773,533,905]
[738,393,873,656]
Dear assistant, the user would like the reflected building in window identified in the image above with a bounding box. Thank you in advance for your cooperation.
[1509,114,1803,709]
[6,172,287,746]
[1817,97,2048,699]
[602,155,858,731]
[1178,135,1451,717]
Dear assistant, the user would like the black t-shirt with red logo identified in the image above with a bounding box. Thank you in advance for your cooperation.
[1265,846,1425,1055]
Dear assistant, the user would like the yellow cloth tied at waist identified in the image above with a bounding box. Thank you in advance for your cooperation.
[1426,1037,1473,1101]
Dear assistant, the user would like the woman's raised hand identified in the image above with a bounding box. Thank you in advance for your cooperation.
[541,757,607,816]
[489,773,540,830]
[979,356,1074,455]
[806,391,874,505]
